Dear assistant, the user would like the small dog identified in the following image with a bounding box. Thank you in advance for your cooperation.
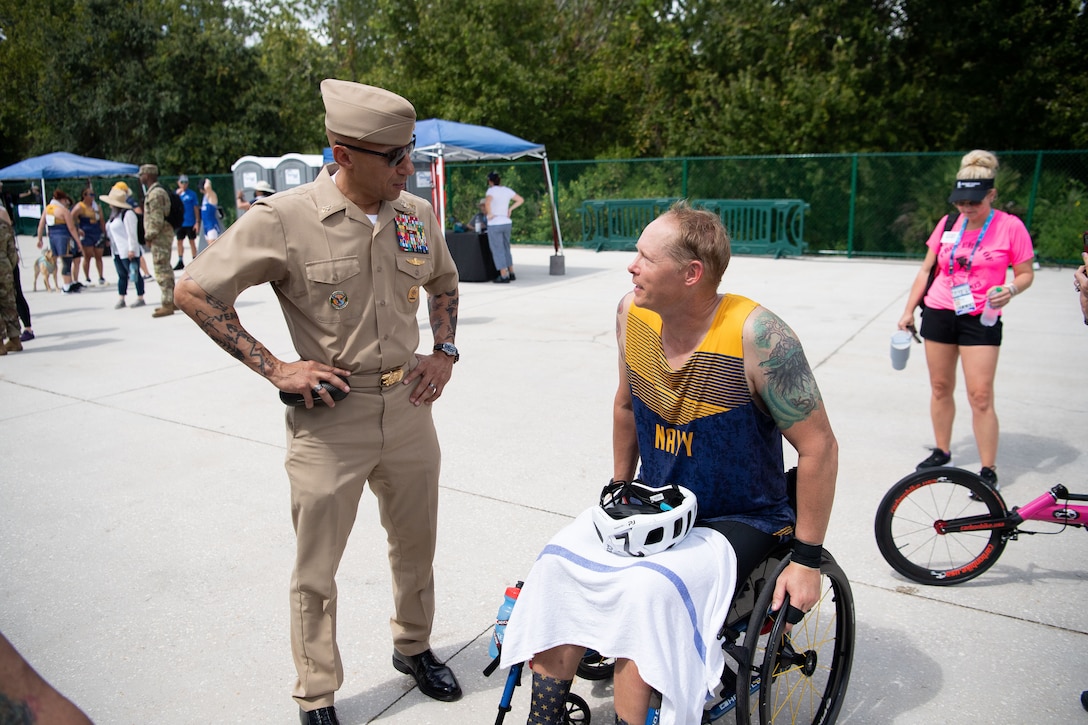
[33,247,58,291]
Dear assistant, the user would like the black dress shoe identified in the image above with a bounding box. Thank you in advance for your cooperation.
[300,706,339,725]
[392,649,463,702]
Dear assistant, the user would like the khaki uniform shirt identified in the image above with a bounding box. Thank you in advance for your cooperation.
[186,164,458,374]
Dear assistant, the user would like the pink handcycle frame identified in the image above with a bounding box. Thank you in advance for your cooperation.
[1012,486,1088,526]
[936,484,1087,536]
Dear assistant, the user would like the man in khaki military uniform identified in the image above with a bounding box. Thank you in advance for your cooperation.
[174,80,462,725]
[138,164,176,318]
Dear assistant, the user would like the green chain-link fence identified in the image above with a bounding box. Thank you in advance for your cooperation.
[12,154,1083,265]
[441,150,1088,265]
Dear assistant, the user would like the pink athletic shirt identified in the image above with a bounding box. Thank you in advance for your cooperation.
[923,210,1034,316]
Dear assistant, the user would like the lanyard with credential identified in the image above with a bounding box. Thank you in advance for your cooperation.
[947,209,995,279]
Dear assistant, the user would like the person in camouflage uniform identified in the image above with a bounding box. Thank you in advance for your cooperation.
[138,164,176,318]
[0,206,22,354]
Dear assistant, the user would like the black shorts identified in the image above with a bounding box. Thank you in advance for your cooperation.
[699,519,780,586]
[921,306,1002,346]
[175,226,197,241]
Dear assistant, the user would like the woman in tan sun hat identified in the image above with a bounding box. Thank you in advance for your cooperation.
[99,186,146,309]
[111,181,152,279]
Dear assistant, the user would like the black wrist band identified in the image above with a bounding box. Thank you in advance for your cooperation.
[791,539,823,569]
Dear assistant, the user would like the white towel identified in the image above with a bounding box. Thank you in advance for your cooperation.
[500,508,737,725]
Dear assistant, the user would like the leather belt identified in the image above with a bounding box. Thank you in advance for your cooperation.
[348,364,409,389]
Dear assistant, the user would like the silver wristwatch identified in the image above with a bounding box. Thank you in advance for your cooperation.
[433,343,459,363]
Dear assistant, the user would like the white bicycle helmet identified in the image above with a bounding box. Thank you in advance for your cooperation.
[591,479,698,557]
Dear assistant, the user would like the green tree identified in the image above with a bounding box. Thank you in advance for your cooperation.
[252,5,335,154]
[633,0,905,155]
[0,0,56,165]
[887,0,1088,151]
[3,0,1086,172]
[0,0,326,171]
[315,0,563,150]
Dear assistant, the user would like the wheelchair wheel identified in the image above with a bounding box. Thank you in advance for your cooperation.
[576,649,616,681]
[874,467,1008,585]
[563,692,590,724]
[736,550,855,725]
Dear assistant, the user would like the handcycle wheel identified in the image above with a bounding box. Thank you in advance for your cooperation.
[874,467,1008,585]
[563,692,591,724]
[736,550,855,725]
[576,649,616,681]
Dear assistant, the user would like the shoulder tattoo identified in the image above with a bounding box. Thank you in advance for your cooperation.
[753,310,820,428]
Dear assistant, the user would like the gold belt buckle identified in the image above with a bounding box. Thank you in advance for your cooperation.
[380,367,404,387]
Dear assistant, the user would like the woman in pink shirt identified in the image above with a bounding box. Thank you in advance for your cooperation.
[898,150,1035,492]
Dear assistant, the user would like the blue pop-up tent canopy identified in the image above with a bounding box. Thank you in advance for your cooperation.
[411,119,563,256]
[413,119,545,162]
[0,152,139,233]
[0,151,139,181]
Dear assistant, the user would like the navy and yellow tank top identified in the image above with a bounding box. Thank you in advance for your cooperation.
[626,295,794,536]
[75,202,103,244]
[45,201,73,246]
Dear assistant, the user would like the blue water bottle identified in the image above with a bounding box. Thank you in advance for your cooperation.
[489,581,523,659]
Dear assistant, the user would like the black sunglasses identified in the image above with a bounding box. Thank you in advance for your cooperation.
[336,136,415,168]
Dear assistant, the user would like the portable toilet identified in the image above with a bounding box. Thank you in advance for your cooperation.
[405,162,434,198]
[275,153,324,191]
[231,156,279,202]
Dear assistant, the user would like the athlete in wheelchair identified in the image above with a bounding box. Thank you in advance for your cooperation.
[498,203,849,724]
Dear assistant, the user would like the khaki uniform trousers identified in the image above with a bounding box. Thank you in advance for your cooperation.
[285,377,440,709]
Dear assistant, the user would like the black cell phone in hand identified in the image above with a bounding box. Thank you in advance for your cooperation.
[1082,230,1088,255]
[279,375,350,406]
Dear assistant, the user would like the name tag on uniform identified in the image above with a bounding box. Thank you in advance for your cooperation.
[951,283,975,316]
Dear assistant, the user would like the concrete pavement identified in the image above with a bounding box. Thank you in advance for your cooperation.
[1,236,1086,724]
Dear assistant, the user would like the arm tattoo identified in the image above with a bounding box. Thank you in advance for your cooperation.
[429,288,459,341]
[0,693,32,723]
[195,292,275,376]
[753,311,820,429]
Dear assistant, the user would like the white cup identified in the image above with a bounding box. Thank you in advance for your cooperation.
[890,330,913,370]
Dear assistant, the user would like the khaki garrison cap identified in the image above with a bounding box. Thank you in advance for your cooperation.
[138,164,158,176]
[321,79,416,146]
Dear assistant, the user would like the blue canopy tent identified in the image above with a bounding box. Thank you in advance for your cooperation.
[411,119,564,262]
[0,151,139,182]
[0,152,139,233]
